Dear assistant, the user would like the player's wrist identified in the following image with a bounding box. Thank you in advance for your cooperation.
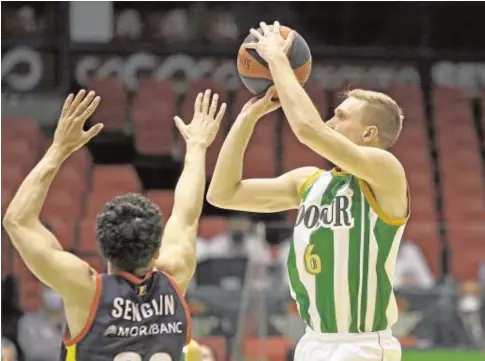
[186,140,209,151]
[46,144,70,164]
[266,49,288,66]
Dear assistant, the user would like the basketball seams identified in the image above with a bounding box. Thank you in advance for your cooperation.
[236,24,312,95]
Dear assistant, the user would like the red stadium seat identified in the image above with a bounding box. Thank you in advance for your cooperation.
[198,217,228,240]
[41,216,76,249]
[78,220,98,252]
[433,86,485,235]
[92,164,141,192]
[432,86,485,280]
[86,165,140,218]
[244,337,293,361]
[132,79,176,156]
[86,188,131,218]
[2,117,42,149]
[282,123,331,172]
[51,165,90,198]
[448,225,485,281]
[403,221,441,276]
[145,190,174,219]
[12,252,42,311]
[88,78,127,131]
[83,255,106,273]
[1,231,14,275]
[42,188,83,222]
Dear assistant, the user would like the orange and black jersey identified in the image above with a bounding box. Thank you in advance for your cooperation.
[60,270,191,361]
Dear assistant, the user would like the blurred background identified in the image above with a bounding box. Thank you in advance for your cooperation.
[1,2,485,361]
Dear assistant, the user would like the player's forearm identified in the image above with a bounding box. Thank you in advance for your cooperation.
[207,113,258,205]
[171,143,207,226]
[3,145,66,227]
[268,53,328,140]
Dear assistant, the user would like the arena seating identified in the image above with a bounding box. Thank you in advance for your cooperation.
[433,86,485,281]
[197,216,229,240]
[132,79,175,156]
[85,164,142,218]
[88,78,128,132]
[145,189,175,219]
[3,81,485,311]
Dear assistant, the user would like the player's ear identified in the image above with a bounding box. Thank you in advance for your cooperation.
[362,125,378,145]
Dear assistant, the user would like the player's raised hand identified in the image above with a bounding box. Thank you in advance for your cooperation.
[243,21,295,62]
[174,89,227,147]
[240,86,281,119]
[53,90,103,155]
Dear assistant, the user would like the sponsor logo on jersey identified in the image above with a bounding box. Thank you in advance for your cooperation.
[104,322,184,338]
[295,195,354,229]
[104,325,118,336]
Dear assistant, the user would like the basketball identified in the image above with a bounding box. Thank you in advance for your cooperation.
[237,25,312,96]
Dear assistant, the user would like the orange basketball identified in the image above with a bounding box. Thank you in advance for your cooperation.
[237,25,312,96]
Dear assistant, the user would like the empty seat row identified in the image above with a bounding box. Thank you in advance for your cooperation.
[3,82,485,282]
[88,78,333,177]
[432,86,485,281]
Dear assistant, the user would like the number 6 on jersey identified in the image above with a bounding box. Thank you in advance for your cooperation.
[304,244,322,274]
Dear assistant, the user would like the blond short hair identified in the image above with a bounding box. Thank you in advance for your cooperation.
[345,89,404,148]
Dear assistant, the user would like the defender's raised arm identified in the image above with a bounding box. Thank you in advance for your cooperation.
[155,90,226,293]
[3,90,103,300]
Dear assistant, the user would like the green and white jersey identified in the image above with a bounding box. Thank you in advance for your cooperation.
[287,168,409,334]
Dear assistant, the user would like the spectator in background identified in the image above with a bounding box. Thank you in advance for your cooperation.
[116,9,143,39]
[17,286,64,361]
[207,11,238,44]
[394,239,435,289]
[160,9,191,43]
[199,213,271,265]
[196,214,272,289]
[2,338,18,361]
[458,280,484,348]
[17,6,37,34]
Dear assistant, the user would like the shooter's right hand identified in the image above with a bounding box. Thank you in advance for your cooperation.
[240,86,281,120]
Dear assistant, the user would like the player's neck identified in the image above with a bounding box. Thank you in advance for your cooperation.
[108,264,153,279]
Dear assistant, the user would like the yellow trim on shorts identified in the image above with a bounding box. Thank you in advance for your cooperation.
[65,344,76,361]
[185,339,201,361]
[298,170,324,198]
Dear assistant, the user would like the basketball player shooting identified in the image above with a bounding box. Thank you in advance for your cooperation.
[207,21,409,361]
[3,89,226,361]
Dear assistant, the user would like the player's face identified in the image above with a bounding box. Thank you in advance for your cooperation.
[326,97,377,145]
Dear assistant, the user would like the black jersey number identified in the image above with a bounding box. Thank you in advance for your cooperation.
[114,352,172,361]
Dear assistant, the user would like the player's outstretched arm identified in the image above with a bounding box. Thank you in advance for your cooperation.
[155,90,226,293]
[2,90,103,302]
[207,87,319,213]
[245,21,406,192]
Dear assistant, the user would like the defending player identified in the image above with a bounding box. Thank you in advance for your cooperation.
[3,89,226,361]
[207,22,409,361]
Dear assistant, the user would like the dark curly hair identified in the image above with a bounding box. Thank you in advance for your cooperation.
[96,193,164,273]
